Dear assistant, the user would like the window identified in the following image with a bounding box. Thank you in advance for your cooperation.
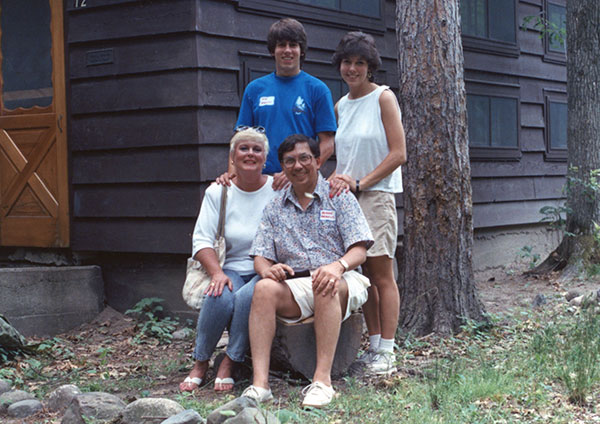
[466,83,520,160]
[544,1,566,64]
[460,0,519,57]
[237,0,384,32]
[294,0,380,18]
[545,92,567,161]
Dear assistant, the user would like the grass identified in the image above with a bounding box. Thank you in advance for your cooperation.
[3,303,600,423]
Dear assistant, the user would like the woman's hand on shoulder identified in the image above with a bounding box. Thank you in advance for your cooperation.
[330,174,354,196]
[204,270,232,297]
[215,172,234,186]
[272,172,290,191]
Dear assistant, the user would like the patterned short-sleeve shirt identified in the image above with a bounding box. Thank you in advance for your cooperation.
[250,175,374,269]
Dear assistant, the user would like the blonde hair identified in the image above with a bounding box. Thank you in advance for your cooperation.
[229,128,269,155]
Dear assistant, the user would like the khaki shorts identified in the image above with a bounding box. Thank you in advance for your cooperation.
[357,191,398,258]
[277,270,370,324]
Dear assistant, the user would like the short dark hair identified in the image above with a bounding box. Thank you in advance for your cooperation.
[278,134,320,163]
[332,31,381,82]
[267,18,307,64]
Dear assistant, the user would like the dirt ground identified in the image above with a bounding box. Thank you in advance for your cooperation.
[3,265,600,423]
[477,266,600,315]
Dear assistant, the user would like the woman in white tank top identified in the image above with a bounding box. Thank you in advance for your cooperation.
[330,32,407,375]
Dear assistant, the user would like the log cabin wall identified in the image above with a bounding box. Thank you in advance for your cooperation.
[67,0,207,254]
[466,0,567,234]
[63,0,566,310]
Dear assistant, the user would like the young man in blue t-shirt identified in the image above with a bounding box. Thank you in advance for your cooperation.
[232,18,337,189]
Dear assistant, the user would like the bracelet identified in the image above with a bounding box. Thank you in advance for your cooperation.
[355,179,360,192]
[338,258,349,272]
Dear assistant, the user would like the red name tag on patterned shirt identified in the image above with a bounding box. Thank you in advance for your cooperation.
[320,210,336,221]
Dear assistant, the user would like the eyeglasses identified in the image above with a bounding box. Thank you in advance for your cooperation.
[282,153,314,168]
[234,125,266,134]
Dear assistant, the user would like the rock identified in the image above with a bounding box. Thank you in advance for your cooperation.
[172,329,191,340]
[570,295,584,307]
[161,409,205,424]
[122,398,185,424]
[223,407,280,424]
[7,399,43,418]
[46,384,81,412]
[531,294,547,308]
[0,380,11,395]
[271,312,363,380]
[565,290,581,301]
[61,392,126,424]
[580,291,599,309]
[0,390,35,414]
[207,397,258,424]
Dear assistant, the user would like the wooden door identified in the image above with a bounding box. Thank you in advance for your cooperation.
[0,0,69,247]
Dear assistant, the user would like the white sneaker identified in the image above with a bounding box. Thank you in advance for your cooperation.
[367,351,397,375]
[301,381,335,408]
[356,348,378,364]
[241,385,273,403]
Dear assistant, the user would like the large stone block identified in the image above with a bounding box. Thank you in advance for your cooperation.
[0,266,104,337]
[271,312,363,380]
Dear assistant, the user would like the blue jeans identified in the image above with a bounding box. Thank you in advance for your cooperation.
[193,270,258,363]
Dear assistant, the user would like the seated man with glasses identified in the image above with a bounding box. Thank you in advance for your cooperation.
[241,134,374,408]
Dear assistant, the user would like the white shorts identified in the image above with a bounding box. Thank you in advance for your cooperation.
[277,270,370,324]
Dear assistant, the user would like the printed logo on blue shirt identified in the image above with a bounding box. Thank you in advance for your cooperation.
[293,96,306,115]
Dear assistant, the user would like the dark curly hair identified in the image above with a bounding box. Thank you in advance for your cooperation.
[332,31,381,82]
[278,134,320,163]
[267,18,307,65]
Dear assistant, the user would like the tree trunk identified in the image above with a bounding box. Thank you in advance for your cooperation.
[531,0,600,278]
[396,0,485,336]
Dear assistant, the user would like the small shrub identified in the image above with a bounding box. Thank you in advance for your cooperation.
[125,298,178,345]
[517,245,541,270]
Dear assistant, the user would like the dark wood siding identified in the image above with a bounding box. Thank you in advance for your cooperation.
[67,0,228,253]
[66,0,566,254]
[464,0,567,230]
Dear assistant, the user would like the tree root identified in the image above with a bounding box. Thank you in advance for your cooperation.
[524,247,567,276]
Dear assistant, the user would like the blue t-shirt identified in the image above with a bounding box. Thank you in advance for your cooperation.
[236,71,337,174]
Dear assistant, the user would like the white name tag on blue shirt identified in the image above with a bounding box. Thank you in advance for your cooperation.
[259,96,275,106]
[320,210,336,221]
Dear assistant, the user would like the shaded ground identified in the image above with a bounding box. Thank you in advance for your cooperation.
[477,266,599,315]
[2,266,600,423]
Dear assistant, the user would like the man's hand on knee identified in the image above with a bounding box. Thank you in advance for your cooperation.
[311,262,344,297]
[261,263,295,282]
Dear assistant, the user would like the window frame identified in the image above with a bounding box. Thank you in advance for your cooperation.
[466,80,522,161]
[236,0,385,33]
[460,0,520,58]
[544,90,567,161]
[543,0,566,65]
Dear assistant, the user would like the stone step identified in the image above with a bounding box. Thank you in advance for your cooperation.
[0,266,104,337]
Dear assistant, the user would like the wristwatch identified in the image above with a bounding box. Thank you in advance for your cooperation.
[338,258,349,273]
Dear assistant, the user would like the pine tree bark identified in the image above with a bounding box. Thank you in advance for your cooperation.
[396,0,485,336]
[532,0,600,277]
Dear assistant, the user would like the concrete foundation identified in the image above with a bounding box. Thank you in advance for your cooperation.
[100,254,196,323]
[0,266,104,337]
[473,224,561,272]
